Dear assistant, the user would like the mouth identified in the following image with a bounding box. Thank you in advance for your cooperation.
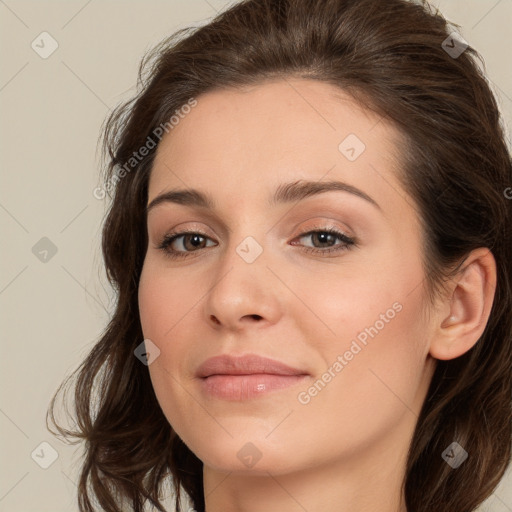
[196,354,309,401]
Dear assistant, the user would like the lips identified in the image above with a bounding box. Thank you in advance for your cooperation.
[196,354,308,378]
[196,354,309,400]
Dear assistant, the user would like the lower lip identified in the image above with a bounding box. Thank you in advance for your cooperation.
[200,374,308,400]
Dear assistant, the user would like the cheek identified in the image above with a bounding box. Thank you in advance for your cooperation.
[138,260,198,340]
[138,261,205,427]
[138,264,187,386]
[290,290,429,467]
[293,251,430,414]
[289,251,425,354]
[314,285,429,423]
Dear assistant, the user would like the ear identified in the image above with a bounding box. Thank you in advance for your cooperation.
[429,248,497,361]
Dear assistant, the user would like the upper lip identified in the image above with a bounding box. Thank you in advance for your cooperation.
[196,354,308,378]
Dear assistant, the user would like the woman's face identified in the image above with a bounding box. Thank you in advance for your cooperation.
[138,78,437,475]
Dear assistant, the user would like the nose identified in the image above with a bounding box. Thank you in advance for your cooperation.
[203,237,283,332]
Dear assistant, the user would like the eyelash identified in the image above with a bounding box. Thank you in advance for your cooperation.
[156,225,356,260]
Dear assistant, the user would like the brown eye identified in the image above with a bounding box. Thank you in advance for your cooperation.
[157,231,217,259]
[292,228,356,256]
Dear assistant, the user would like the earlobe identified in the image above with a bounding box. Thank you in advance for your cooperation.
[429,248,497,361]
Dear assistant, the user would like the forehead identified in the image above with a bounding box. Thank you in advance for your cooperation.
[148,78,407,212]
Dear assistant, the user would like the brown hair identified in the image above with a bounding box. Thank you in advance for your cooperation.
[47,0,512,511]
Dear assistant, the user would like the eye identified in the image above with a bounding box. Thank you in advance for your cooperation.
[291,227,355,256]
[156,226,356,260]
[157,230,215,259]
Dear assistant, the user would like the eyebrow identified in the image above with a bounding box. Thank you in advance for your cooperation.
[146,179,381,213]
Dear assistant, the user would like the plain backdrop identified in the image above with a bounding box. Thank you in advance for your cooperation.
[1,1,511,511]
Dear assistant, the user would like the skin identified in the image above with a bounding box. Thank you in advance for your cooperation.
[138,78,496,512]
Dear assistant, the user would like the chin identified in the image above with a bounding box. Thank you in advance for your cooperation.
[186,434,310,476]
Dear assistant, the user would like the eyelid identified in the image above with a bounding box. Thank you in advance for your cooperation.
[292,217,354,237]
[151,221,216,240]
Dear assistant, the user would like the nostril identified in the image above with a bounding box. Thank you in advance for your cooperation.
[209,314,262,324]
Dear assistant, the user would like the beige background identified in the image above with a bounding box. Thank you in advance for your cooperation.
[1,1,511,511]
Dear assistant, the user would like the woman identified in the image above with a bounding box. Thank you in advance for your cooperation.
[48,0,512,511]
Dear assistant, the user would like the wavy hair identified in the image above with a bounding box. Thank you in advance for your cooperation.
[48,0,512,511]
